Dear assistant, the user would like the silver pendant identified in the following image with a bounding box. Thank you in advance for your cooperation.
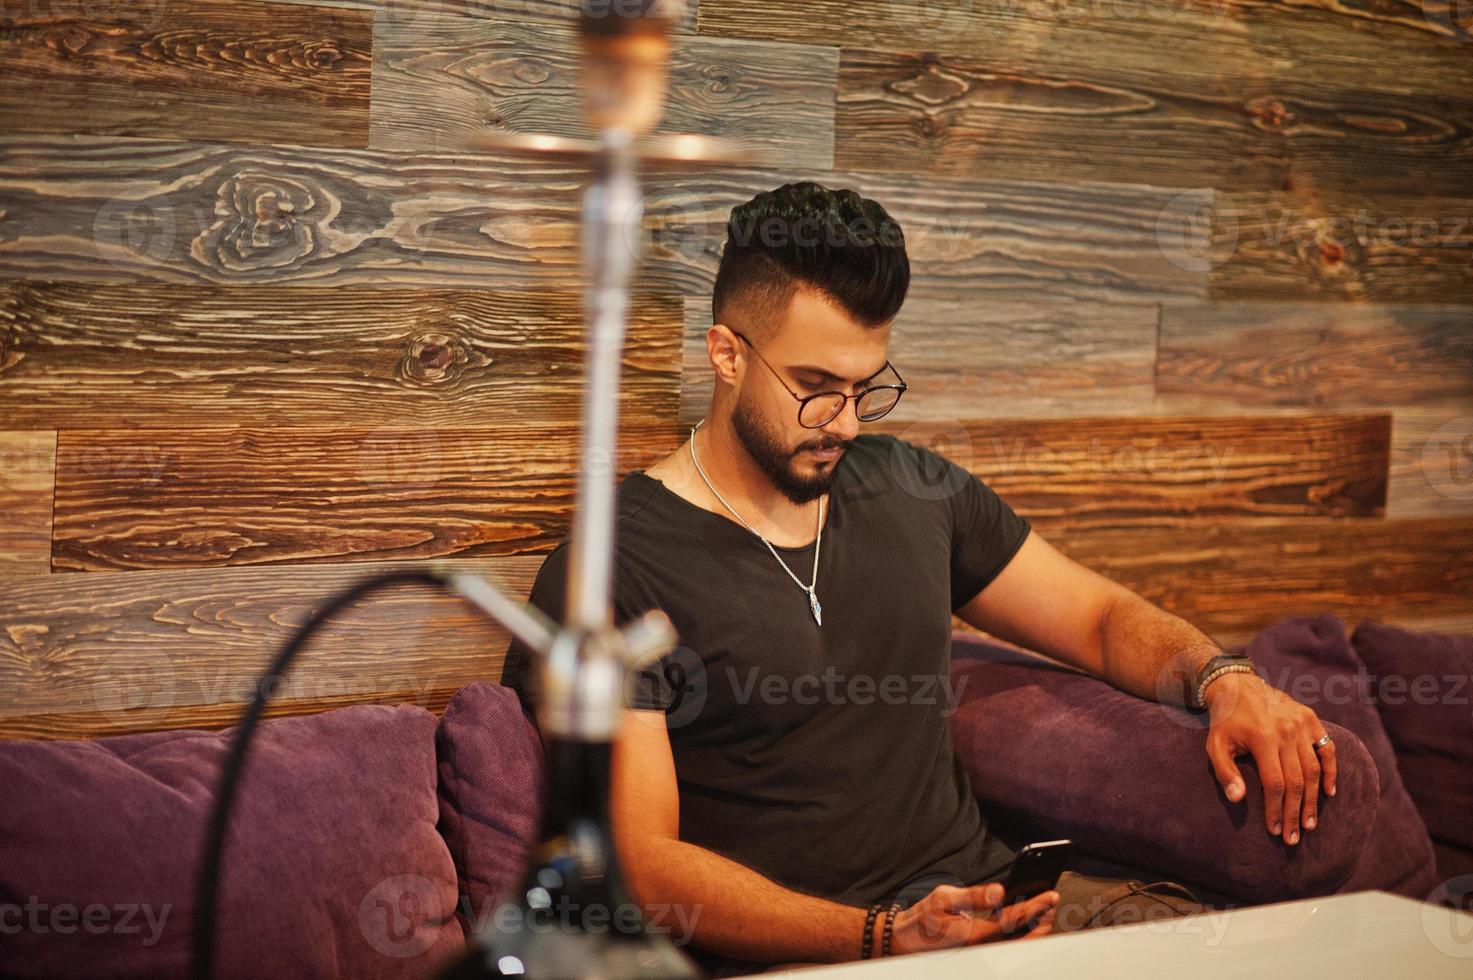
[809,590,822,626]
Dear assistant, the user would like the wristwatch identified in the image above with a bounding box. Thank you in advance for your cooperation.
[1189,653,1258,711]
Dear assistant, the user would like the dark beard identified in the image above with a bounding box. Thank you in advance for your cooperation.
[730,393,845,506]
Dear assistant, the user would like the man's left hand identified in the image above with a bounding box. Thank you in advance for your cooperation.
[1201,671,1338,846]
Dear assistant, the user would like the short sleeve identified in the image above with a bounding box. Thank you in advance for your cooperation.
[910,443,1030,611]
[499,542,676,724]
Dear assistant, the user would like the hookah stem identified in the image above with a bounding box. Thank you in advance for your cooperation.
[566,131,640,635]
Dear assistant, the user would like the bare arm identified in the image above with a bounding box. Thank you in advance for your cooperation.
[955,529,1216,703]
[957,527,1338,847]
[610,707,874,965]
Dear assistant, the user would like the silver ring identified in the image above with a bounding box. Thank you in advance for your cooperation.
[1312,733,1333,751]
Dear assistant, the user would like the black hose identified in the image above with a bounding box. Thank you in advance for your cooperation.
[190,568,451,980]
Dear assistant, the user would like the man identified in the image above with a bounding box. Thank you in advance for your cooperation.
[501,181,1338,974]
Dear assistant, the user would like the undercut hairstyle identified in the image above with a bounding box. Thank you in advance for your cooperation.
[710,181,910,342]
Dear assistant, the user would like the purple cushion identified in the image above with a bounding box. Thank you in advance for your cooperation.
[1235,616,1440,899]
[435,682,545,931]
[1350,622,1473,879]
[0,703,463,978]
[949,626,1381,904]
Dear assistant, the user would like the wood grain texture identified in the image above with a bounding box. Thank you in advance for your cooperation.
[681,297,1162,424]
[270,0,702,35]
[0,0,373,147]
[0,556,538,730]
[0,135,1209,303]
[835,47,1283,192]
[0,431,55,575]
[698,0,1472,53]
[872,414,1391,526]
[1387,407,1473,519]
[371,11,836,168]
[1205,191,1473,302]
[1034,516,1473,641]
[1157,303,1473,411]
[835,47,1473,197]
[50,421,684,571]
[0,686,461,741]
[0,282,683,428]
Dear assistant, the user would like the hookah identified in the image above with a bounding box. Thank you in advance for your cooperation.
[191,1,752,976]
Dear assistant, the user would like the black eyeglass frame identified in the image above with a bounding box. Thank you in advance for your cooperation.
[733,330,908,429]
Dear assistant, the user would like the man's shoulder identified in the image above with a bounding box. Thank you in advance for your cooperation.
[842,432,940,487]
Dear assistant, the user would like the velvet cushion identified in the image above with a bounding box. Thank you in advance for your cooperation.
[1349,621,1473,882]
[435,681,545,934]
[947,621,1385,905]
[0,703,463,979]
[1231,615,1440,899]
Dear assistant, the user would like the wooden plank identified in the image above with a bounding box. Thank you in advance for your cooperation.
[0,282,682,428]
[698,0,1471,53]
[0,134,1209,303]
[0,556,538,732]
[835,47,1283,192]
[873,414,1391,526]
[0,686,462,741]
[1205,192,1473,302]
[0,432,55,575]
[272,0,702,35]
[835,47,1473,197]
[682,297,1162,424]
[1157,303,1473,410]
[1034,516,1473,642]
[50,421,684,571]
[371,11,836,169]
[0,0,372,148]
[1388,407,1473,519]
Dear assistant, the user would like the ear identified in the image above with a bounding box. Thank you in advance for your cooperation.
[708,324,743,384]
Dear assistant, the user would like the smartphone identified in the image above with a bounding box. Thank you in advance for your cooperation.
[998,839,1073,906]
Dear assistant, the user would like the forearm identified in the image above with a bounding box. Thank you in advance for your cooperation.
[1098,592,1223,707]
[622,834,871,965]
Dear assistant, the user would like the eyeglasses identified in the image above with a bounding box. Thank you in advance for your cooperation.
[734,331,908,429]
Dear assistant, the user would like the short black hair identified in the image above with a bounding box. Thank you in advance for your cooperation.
[711,181,909,341]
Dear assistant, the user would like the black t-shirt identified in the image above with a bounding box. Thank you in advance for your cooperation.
[500,432,1031,908]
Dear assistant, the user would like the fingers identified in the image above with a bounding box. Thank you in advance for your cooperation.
[1257,740,1286,838]
[1205,731,1247,803]
[996,891,1059,937]
[1277,743,1304,845]
[943,883,1003,916]
[1017,907,1056,940]
[1296,730,1322,835]
[1319,732,1338,798]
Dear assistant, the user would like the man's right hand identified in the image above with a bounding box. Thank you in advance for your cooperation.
[889,882,1059,954]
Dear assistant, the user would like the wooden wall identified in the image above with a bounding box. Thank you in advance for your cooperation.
[1,0,1470,739]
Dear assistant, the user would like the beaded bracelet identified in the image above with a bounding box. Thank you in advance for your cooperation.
[860,903,882,959]
[1194,662,1257,710]
[881,901,900,957]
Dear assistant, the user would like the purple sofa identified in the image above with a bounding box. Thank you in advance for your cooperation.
[1,615,1464,976]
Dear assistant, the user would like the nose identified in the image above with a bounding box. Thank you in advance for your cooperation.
[817,403,860,447]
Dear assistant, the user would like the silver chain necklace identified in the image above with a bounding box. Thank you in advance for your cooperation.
[688,417,825,626]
